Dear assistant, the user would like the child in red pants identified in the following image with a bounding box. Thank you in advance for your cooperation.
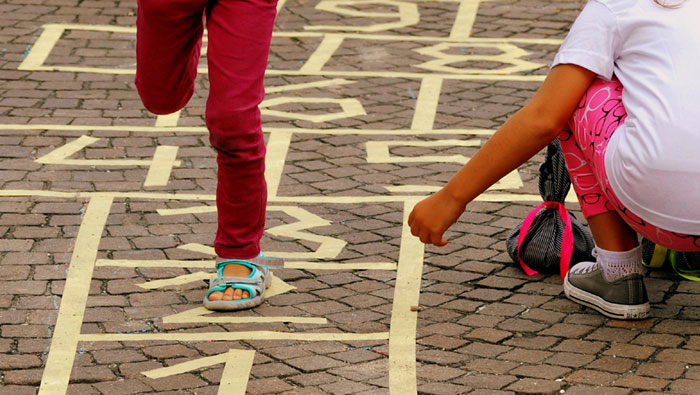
[136,0,281,310]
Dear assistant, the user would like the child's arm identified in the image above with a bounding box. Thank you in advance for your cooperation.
[408,64,597,246]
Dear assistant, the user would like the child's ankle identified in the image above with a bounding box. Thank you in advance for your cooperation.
[596,245,643,281]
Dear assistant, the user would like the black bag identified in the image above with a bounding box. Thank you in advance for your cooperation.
[506,140,595,280]
[641,238,700,281]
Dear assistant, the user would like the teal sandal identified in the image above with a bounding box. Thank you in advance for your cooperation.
[202,253,283,311]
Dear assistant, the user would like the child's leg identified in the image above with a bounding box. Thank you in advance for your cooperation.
[562,79,700,252]
[559,79,648,319]
[135,0,206,114]
[204,0,278,303]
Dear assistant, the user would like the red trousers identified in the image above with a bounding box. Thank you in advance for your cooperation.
[135,0,277,259]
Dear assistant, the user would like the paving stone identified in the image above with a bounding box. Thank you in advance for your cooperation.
[3,1,700,393]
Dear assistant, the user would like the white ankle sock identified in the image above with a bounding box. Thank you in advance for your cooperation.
[596,245,643,282]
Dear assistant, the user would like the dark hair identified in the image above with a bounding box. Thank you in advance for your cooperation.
[654,0,683,8]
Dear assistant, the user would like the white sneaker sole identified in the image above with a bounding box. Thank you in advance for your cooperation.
[564,272,650,320]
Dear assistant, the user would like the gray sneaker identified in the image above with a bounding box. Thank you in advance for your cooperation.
[564,261,650,320]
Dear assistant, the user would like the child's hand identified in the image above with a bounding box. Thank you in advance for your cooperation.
[408,189,466,246]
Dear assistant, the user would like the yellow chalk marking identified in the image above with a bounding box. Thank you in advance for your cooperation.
[219,349,256,395]
[144,145,179,186]
[268,274,297,297]
[39,196,113,395]
[142,349,256,394]
[261,97,366,123]
[411,76,443,132]
[162,307,325,325]
[19,23,558,77]
[177,243,216,255]
[366,138,481,164]
[366,139,523,190]
[79,331,389,342]
[97,259,214,268]
[306,0,420,32]
[18,24,63,71]
[96,258,397,271]
[266,78,355,93]
[450,0,486,40]
[137,272,212,289]
[36,135,180,187]
[416,42,545,74]
[265,130,293,199]
[0,189,559,204]
[389,200,424,394]
[277,0,288,13]
[266,206,347,259]
[143,352,228,379]
[0,123,498,136]
[285,261,397,270]
[155,111,181,127]
[157,206,217,216]
[300,34,345,72]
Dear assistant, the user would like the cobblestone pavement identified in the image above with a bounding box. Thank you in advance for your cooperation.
[2,0,700,394]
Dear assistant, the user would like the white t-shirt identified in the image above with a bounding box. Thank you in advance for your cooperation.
[552,0,700,234]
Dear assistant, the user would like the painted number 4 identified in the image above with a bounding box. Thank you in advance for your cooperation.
[36,135,180,187]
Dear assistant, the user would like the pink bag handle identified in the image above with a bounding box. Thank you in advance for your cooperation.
[516,201,574,282]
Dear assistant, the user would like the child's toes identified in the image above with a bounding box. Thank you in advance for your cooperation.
[222,287,235,301]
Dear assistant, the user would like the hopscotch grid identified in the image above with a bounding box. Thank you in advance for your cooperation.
[4,0,563,394]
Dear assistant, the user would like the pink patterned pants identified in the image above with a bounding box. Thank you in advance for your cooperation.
[559,78,700,251]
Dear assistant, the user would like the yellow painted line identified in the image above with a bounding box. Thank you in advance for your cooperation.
[411,76,443,132]
[274,31,563,44]
[0,123,208,133]
[97,259,214,268]
[285,261,397,270]
[137,272,212,289]
[79,331,389,342]
[28,23,562,44]
[266,78,355,93]
[261,96,366,123]
[220,349,256,395]
[18,24,64,71]
[39,196,113,395]
[277,0,288,13]
[0,189,560,203]
[366,138,480,164]
[416,42,544,75]
[450,0,485,40]
[143,349,256,394]
[300,34,345,72]
[35,135,182,173]
[21,65,548,80]
[305,0,420,32]
[267,274,297,297]
[162,307,326,325]
[0,189,215,201]
[143,145,179,187]
[155,111,181,127]
[35,135,99,164]
[389,200,424,394]
[143,352,229,379]
[0,123,498,136]
[177,243,215,255]
[157,206,217,216]
[96,258,398,271]
[265,130,293,199]
[265,69,548,81]
[266,206,347,259]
